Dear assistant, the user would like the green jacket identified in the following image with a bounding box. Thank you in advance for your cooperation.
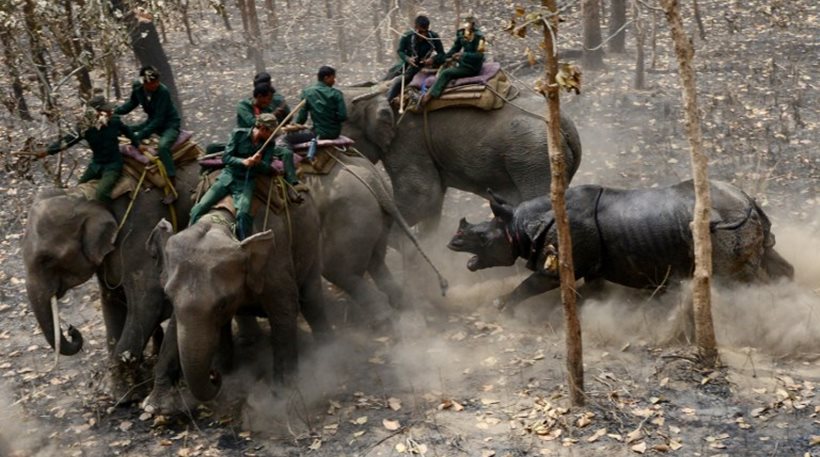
[115,80,181,140]
[47,115,138,170]
[397,30,445,66]
[295,81,347,140]
[445,28,486,72]
[236,94,290,129]
[221,128,283,180]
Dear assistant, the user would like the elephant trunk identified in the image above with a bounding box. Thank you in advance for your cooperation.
[27,281,83,356]
[178,318,222,401]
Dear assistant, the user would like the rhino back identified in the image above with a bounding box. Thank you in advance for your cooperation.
[594,184,697,288]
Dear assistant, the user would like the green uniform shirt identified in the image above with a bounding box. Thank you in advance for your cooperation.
[46,115,139,169]
[236,94,290,129]
[445,28,486,72]
[397,30,445,66]
[115,80,181,141]
[294,81,347,140]
[221,128,285,180]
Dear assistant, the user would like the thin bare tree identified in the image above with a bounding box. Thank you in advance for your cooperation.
[608,0,627,53]
[542,0,585,406]
[632,0,645,89]
[581,0,605,70]
[660,0,718,367]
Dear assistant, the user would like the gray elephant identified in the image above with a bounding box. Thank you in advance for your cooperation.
[448,180,795,313]
[22,162,200,400]
[341,87,583,230]
[303,151,446,319]
[144,191,329,407]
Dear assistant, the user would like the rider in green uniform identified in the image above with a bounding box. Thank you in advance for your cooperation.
[421,16,486,106]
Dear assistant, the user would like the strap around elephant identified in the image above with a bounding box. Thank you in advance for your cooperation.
[422,108,445,170]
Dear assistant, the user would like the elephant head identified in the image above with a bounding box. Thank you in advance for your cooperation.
[343,87,395,163]
[23,192,118,355]
[155,220,274,401]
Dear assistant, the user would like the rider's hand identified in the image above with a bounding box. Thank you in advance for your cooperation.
[138,144,150,153]
[36,150,48,159]
[423,57,434,66]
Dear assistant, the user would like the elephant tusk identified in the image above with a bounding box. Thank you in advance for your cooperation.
[51,295,60,369]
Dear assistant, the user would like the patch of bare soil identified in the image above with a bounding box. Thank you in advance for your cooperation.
[0,0,817,456]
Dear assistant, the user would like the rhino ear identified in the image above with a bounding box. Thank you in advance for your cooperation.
[458,217,470,229]
[487,189,514,222]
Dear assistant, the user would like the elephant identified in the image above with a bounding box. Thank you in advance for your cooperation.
[143,190,330,409]
[301,151,446,320]
[341,86,583,231]
[22,161,200,400]
[447,180,795,314]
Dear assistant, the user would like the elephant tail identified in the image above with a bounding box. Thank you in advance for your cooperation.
[327,149,449,296]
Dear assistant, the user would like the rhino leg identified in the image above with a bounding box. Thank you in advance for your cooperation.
[495,272,561,314]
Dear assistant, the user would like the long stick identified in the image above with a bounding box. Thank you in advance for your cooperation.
[253,99,307,158]
[398,62,406,114]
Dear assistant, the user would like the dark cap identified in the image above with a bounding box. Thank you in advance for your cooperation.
[88,95,115,111]
[255,113,278,129]
[140,65,160,83]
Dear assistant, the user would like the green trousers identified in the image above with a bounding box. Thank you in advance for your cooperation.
[428,65,480,98]
[276,147,299,185]
[190,172,256,240]
[135,123,179,177]
[79,162,121,203]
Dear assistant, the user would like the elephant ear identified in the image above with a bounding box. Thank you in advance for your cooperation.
[487,189,514,223]
[365,98,395,153]
[240,230,276,295]
[80,208,118,265]
[147,219,174,278]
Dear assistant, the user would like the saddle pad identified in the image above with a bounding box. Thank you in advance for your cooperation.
[120,130,195,164]
[198,153,304,175]
[196,170,305,217]
[408,71,511,113]
[409,61,501,90]
[120,139,203,191]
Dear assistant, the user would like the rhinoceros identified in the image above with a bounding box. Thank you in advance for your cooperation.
[447,180,794,313]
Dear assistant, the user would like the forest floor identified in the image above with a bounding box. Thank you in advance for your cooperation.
[0,0,818,456]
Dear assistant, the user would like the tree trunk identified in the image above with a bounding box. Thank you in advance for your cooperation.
[264,0,278,41]
[22,0,54,115]
[111,1,185,123]
[650,9,658,70]
[236,0,250,36]
[214,0,232,30]
[180,0,197,45]
[327,0,348,62]
[454,0,461,29]
[660,0,717,367]
[581,0,605,71]
[632,0,645,89]
[608,0,627,53]
[692,0,706,41]
[61,0,94,97]
[244,0,266,72]
[373,5,384,64]
[543,0,584,407]
[0,25,32,120]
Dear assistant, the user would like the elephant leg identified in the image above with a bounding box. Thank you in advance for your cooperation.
[235,315,264,346]
[143,316,183,415]
[387,159,445,230]
[326,270,393,328]
[98,280,127,355]
[368,234,404,309]
[109,284,166,402]
[497,272,561,315]
[264,283,300,386]
[298,261,332,343]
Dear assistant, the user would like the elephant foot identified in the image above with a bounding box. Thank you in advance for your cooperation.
[142,384,185,416]
[106,354,151,404]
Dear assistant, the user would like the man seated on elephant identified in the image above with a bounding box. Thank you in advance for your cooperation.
[386,15,445,107]
[37,94,140,203]
[189,113,298,240]
[420,16,486,106]
[115,65,181,204]
[288,66,347,145]
[205,82,289,155]
[252,72,292,124]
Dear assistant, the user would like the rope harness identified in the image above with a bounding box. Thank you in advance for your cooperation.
[116,151,178,236]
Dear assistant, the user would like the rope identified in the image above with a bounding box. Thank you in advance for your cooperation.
[116,166,148,235]
[276,176,293,248]
[483,83,549,122]
[146,154,178,232]
[262,173,276,231]
[325,149,449,296]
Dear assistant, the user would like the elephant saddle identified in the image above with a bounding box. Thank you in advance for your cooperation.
[291,136,357,176]
[193,170,306,217]
[72,131,203,201]
[405,62,512,113]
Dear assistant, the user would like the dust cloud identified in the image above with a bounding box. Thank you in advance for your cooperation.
[0,383,54,457]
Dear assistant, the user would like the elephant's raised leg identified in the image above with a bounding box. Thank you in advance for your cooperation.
[143,317,183,415]
[325,270,393,328]
[386,159,445,231]
[368,235,404,309]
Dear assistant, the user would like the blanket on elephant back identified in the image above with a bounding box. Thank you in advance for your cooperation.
[71,131,202,201]
[197,136,358,176]
[406,65,511,113]
[193,170,305,217]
